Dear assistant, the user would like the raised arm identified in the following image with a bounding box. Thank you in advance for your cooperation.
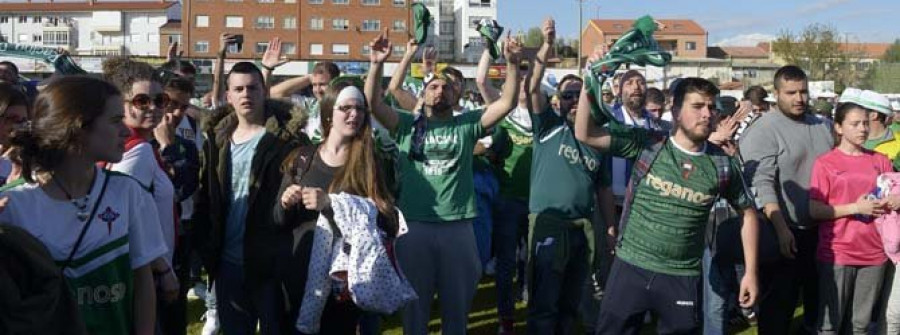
[480,36,522,129]
[260,37,288,90]
[386,39,421,110]
[476,47,501,105]
[529,18,554,115]
[575,82,612,151]
[366,30,400,133]
[212,33,236,107]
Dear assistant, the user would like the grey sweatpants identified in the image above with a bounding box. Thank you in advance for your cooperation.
[818,262,887,335]
[880,264,900,335]
[396,220,481,335]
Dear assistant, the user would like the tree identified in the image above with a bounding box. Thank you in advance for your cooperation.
[883,39,900,63]
[771,23,862,90]
[524,27,543,48]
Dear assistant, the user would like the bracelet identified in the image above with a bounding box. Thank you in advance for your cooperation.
[261,64,275,71]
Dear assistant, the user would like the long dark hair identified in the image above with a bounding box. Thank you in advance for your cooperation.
[9,76,121,182]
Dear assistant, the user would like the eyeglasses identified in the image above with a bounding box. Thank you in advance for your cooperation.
[559,90,581,100]
[334,104,366,113]
[129,93,170,110]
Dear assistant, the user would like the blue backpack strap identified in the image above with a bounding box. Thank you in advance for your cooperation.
[617,131,667,245]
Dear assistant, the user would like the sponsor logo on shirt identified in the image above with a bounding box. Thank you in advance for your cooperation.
[558,143,599,171]
[645,173,713,205]
[509,132,533,146]
[77,282,127,305]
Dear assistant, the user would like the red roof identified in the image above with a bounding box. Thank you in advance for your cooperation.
[839,43,891,59]
[0,1,175,12]
[589,19,706,36]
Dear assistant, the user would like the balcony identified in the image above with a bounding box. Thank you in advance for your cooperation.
[91,44,124,56]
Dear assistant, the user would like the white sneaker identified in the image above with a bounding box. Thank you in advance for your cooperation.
[201,310,220,335]
[188,282,208,301]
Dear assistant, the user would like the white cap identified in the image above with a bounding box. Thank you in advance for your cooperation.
[892,101,900,112]
[840,88,892,115]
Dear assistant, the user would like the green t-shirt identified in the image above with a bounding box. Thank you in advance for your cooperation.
[529,110,611,219]
[891,123,900,134]
[610,127,753,276]
[494,116,534,200]
[394,109,486,222]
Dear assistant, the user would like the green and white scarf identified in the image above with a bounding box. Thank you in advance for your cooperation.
[0,42,87,75]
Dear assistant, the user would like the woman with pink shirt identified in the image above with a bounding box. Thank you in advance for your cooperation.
[809,101,896,335]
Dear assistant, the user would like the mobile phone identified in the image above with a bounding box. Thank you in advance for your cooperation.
[232,34,244,46]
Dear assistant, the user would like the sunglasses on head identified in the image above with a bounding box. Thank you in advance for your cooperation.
[130,93,170,110]
[559,90,581,100]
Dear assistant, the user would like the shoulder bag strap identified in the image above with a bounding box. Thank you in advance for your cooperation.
[61,172,111,270]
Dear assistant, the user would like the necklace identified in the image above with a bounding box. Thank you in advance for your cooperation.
[51,171,96,221]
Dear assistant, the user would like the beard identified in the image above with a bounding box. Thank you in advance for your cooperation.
[679,122,711,142]
[625,95,646,113]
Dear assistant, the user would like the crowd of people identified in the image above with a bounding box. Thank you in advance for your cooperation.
[3,14,900,335]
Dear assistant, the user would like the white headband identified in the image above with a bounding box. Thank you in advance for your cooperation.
[336,86,365,105]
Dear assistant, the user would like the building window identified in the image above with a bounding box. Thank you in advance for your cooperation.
[685,41,696,51]
[227,43,242,54]
[18,16,26,24]
[362,44,371,55]
[0,17,8,24]
[196,15,209,27]
[310,43,323,55]
[255,16,275,29]
[332,43,349,55]
[168,34,182,44]
[438,39,452,54]
[392,20,406,32]
[332,18,349,31]
[283,42,296,55]
[195,41,209,53]
[285,0,296,3]
[255,42,269,54]
[32,16,41,23]
[43,31,70,45]
[392,0,405,6]
[469,16,490,28]
[361,20,380,31]
[32,34,42,42]
[468,0,490,7]
[258,0,274,3]
[310,17,323,30]
[440,21,453,33]
[225,16,244,28]
[284,16,297,29]
[333,0,349,4]
[362,0,379,4]
[392,45,406,55]
[308,0,323,3]
[17,34,28,43]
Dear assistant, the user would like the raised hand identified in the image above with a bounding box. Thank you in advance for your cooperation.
[261,37,288,69]
[503,32,523,65]
[542,17,556,46]
[369,29,393,64]
[166,42,183,62]
[405,38,420,59]
[219,33,238,54]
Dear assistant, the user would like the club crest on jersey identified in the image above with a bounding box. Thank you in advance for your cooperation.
[98,207,120,234]
[681,161,695,179]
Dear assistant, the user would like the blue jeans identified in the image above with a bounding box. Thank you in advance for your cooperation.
[703,248,744,335]
[215,261,283,335]
[474,169,499,267]
[494,197,529,320]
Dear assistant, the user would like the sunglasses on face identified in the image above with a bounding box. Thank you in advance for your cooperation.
[334,104,366,113]
[129,93,170,110]
[559,90,581,100]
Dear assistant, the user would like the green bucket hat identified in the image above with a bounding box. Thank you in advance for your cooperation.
[476,19,504,60]
[411,2,432,44]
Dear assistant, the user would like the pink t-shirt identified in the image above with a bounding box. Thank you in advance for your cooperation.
[810,148,891,265]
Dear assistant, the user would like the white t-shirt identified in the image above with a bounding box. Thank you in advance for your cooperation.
[110,142,177,263]
[0,168,166,273]
[175,116,203,220]
[0,168,166,334]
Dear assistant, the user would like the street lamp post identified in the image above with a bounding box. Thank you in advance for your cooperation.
[578,0,584,70]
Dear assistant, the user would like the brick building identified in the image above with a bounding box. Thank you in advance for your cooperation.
[181,0,411,61]
[581,19,707,59]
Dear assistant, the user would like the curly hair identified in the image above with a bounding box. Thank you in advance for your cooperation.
[102,56,157,97]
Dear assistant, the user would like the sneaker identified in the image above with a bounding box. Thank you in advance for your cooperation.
[201,310,220,335]
[498,318,515,335]
[188,282,208,301]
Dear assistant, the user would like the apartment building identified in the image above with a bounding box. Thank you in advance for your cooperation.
[182,0,411,61]
[581,19,708,59]
[0,0,179,56]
